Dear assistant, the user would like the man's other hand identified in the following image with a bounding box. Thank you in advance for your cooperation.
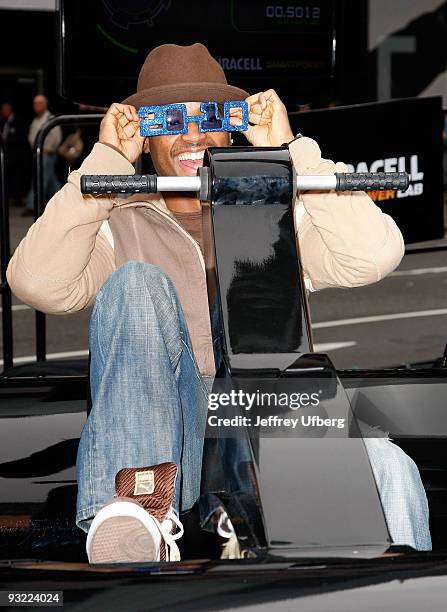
[231,89,295,148]
[99,103,145,164]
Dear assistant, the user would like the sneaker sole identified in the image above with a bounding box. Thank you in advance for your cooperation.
[87,500,161,564]
[89,515,157,563]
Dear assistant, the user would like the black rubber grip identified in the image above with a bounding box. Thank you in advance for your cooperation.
[80,174,158,194]
[335,172,409,192]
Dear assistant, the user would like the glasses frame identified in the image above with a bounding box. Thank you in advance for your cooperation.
[139,101,248,137]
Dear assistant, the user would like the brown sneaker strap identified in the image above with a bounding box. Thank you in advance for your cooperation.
[115,462,177,524]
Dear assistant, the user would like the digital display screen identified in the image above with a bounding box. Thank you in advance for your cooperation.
[59,0,336,107]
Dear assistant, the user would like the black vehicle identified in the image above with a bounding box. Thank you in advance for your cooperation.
[1,133,447,610]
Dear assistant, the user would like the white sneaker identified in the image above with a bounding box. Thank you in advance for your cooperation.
[216,509,242,559]
[86,497,183,564]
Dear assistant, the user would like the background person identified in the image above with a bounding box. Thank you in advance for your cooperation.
[24,94,62,215]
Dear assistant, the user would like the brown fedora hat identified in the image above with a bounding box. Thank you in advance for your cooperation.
[123,43,249,108]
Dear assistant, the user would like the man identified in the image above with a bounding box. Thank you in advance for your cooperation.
[24,94,62,215]
[6,43,431,562]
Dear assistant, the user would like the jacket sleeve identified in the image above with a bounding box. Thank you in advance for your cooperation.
[289,137,405,291]
[6,143,135,314]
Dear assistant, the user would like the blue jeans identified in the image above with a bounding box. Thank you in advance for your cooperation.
[76,262,431,551]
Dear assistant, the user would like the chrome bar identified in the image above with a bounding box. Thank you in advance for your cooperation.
[156,176,201,191]
[295,175,337,191]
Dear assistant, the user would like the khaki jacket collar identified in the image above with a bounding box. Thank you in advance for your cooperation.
[113,191,173,216]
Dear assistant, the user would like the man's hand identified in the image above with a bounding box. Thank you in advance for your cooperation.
[231,89,295,147]
[99,103,145,164]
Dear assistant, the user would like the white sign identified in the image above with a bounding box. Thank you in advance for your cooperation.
[0,0,55,10]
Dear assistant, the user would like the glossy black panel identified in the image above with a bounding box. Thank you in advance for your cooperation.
[258,359,391,555]
[5,553,447,609]
[201,354,390,556]
[204,147,311,372]
[0,377,87,560]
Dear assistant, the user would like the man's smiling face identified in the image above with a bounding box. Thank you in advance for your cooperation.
[145,101,230,177]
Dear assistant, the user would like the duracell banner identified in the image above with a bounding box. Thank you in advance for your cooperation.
[289,97,445,244]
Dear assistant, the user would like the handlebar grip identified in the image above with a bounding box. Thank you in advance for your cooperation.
[335,172,409,192]
[80,174,158,194]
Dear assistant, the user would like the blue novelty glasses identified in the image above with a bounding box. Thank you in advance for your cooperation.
[139,101,248,137]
